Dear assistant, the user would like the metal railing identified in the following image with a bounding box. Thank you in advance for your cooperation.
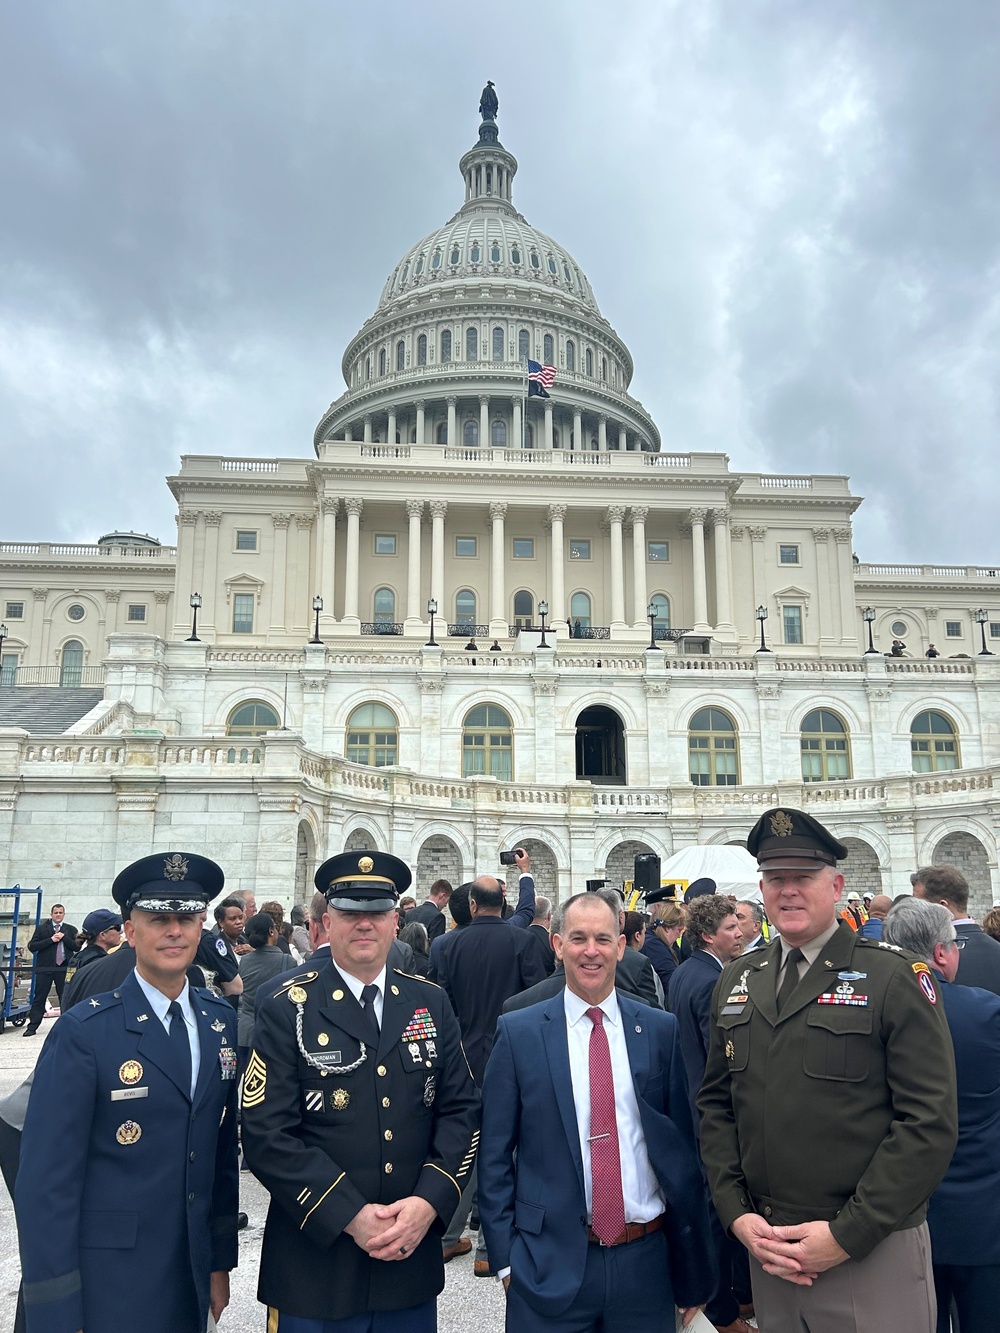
[447,623,492,638]
[0,667,106,687]
[360,622,403,636]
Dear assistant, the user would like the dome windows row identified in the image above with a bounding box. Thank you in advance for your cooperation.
[393,242,584,295]
[357,327,619,385]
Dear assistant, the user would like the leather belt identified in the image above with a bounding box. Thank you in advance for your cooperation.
[588,1213,665,1246]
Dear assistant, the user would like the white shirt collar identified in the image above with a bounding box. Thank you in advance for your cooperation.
[564,984,620,1029]
[132,968,193,1023]
[335,964,388,1005]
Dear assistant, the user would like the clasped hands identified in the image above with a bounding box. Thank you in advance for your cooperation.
[731,1214,849,1286]
[346,1197,436,1261]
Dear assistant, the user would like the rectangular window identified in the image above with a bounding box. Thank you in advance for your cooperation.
[455,537,477,557]
[990,623,1000,638]
[782,605,803,644]
[126,604,146,622]
[512,538,535,559]
[235,530,258,551]
[779,544,800,565]
[4,602,24,619]
[374,534,397,555]
[569,539,591,560]
[232,594,255,634]
[0,654,16,686]
[647,542,669,562]
[945,621,962,638]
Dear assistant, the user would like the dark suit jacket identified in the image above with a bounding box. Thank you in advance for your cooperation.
[641,931,680,1005]
[616,940,661,1008]
[406,900,447,943]
[928,975,1000,1265]
[667,949,725,1127]
[528,923,556,976]
[954,922,1000,996]
[435,916,548,1084]
[479,992,715,1314]
[26,919,77,971]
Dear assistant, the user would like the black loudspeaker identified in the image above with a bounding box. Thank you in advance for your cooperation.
[633,854,661,895]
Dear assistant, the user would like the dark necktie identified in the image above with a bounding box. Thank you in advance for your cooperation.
[54,932,64,967]
[586,1007,626,1246]
[360,983,381,1050]
[776,948,804,1014]
[167,1000,192,1096]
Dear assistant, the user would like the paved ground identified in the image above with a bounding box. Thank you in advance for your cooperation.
[0,1016,508,1333]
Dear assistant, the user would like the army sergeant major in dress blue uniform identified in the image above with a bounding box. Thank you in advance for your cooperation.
[242,850,480,1333]
[14,853,241,1333]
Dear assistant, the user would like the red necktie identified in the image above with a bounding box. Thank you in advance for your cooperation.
[586,1007,626,1246]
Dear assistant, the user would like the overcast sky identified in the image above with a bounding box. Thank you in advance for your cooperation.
[1,1,998,563]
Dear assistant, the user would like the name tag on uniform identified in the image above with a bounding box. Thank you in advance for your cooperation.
[111,1087,149,1101]
[721,1005,748,1016]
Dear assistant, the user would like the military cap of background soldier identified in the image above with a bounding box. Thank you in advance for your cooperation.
[80,907,122,936]
[746,807,848,871]
[111,851,225,916]
[684,876,717,904]
[646,883,684,907]
[314,849,412,912]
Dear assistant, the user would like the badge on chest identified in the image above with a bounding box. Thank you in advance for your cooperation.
[402,1008,438,1066]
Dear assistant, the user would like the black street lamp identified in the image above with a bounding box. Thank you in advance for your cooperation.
[538,600,550,648]
[186,592,202,642]
[426,598,438,647]
[0,622,8,682]
[862,606,878,655]
[975,607,993,656]
[755,604,771,654]
[309,595,323,644]
[646,601,660,651]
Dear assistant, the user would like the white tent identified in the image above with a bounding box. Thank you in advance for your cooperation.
[657,845,762,902]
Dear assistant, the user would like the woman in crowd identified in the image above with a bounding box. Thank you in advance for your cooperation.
[260,900,291,954]
[642,901,686,1005]
[237,913,297,1068]
[397,921,430,976]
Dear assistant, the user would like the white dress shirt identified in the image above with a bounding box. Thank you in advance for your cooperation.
[337,964,388,1028]
[564,986,665,1224]
[133,970,201,1098]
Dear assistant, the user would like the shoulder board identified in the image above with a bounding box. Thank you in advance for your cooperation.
[393,968,441,988]
[75,991,125,1020]
[272,970,319,996]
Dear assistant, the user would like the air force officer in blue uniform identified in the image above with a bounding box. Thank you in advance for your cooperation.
[15,853,240,1333]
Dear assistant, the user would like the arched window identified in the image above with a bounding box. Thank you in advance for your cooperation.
[552,427,561,449]
[395,340,405,372]
[470,242,481,264]
[365,354,371,382]
[346,703,398,767]
[491,419,507,447]
[511,246,521,265]
[401,262,409,283]
[450,245,461,265]
[524,422,534,449]
[492,327,504,360]
[911,711,960,772]
[490,242,501,263]
[543,333,554,364]
[417,334,427,365]
[378,348,386,376]
[563,262,572,286]
[455,589,476,632]
[600,355,607,381]
[431,248,442,270]
[59,640,84,688]
[227,700,280,736]
[585,347,593,377]
[463,420,478,447]
[436,421,448,444]
[414,255,424,275]
[440,329,452,362]
[801,709,852,782]
[518,329,530,361]
[462,704,513,780]
[566,339,575,372]
[530,250,540,270]
[547,255,557,274]
[570,592,592,630]
[650,594,670,638]
[513,590,533,630]
[373,588,395,625]
[466,326,478,361]
[689,708,739,786]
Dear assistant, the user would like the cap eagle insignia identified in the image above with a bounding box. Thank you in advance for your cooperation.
[163,854,190,881]
[769,811,794,838]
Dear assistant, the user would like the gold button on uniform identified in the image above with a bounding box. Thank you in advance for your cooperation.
[377,1065,387,1077]
[384,1129,393,1141]
[382,1097,390,1108]
[385,1162,393,1174]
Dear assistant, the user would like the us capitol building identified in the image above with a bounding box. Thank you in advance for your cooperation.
[2,88,999,914]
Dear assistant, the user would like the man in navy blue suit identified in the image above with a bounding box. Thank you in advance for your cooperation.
[479,891,715,1332]
[884,897,1000,1333]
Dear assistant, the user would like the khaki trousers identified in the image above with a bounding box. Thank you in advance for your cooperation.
[749,1222,935,1333]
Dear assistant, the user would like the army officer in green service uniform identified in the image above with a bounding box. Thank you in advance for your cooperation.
[241,850,480,1333]
[698,808,958,1333]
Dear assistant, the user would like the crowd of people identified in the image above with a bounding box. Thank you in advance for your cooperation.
[5,806,1000,1333]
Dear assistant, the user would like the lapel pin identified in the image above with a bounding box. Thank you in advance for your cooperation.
[136,1014,148,1022]
[391,985,400,996]
[635,1026,642,1033]
[332,989,344,1001]
[211,1018,226,1032]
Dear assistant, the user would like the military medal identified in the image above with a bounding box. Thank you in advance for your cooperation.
[305,1090,324,1112]
[116,1120,142,1145]
[288,985,308,1004]
[408,1041,422,1064]
[119,1060,143,1085]
[210,1018,226,1032]
[219,1045,239,1080]
[331,1088,350,1110]
[401,1008,438,1043]
[425,1039,437,1059]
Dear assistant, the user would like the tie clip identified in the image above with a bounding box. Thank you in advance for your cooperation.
[587,1133,611,1141]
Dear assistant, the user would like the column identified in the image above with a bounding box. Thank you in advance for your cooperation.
[415,399,425,445]
[573,408,583,453]
[631,506,648,626]
[270,514,290,631]
[489,502,507,628]
[294,515,313,633]
[387,409,397,446]
[544,401,553,450]
[405,500,423,624]
[479,395,489,450]
[201,510,221,633]
[618,425,627,452]
[446,397,457,447]
[712,508,736,640]
[813,528,834,645]
[154,589,170,640]
[512,397,522,450]
[689,508,711,633]
[172,510,200,636]
[343,498,363,622]
[430,500,447,608]
[549,504,567,628]
[104,590,121,637]
[749,526,767,613]
[363,415,373,444]
[598,416,608,452]
[608,506,627,629]
[320,498,338,626]
[833,527,855,646]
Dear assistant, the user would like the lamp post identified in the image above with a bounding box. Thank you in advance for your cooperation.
[0,622,7,683]
[309,595,323,645]
[646,601,660,651]
[538,600,550,648]
[186,592,202,642]
[862,606,878,655]
[755,604,770,654]
[426,598,438,647]
[975,607,993,656]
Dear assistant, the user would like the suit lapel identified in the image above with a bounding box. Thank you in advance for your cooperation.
[777,926,857,1024]
[620,996,650,1093]
[120,973,190,1100]
[378,972,415,1059]
[315,963,370,1048]
[744,938,782,1027]
[539,995,586,1200]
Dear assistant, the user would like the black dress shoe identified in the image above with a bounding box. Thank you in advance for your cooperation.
[22,1028,38,1037]
[237,1212,249,1231]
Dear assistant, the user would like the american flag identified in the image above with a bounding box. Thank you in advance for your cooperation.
[527,359,557,398]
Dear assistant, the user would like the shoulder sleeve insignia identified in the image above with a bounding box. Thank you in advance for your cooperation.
[911,961,932,976]
[215,936,229,956]
[242,1051,267,1107]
